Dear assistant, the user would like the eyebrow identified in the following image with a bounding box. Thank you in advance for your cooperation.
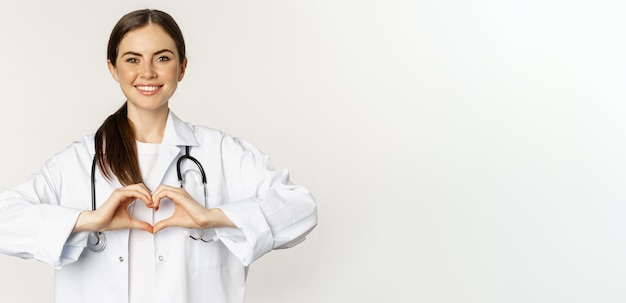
[120,49,175,57]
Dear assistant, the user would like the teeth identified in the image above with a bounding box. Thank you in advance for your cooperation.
[137,86,159,92]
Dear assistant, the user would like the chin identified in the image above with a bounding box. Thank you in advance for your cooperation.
[127,100,169,113]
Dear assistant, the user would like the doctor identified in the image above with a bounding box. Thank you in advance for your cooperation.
[0,9,317,303]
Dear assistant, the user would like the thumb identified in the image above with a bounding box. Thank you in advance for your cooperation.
[129,219,154,233]
[152,217,175,234]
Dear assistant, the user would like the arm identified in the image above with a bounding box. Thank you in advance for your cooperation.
[0,162,84,269]
[214,135,318,266]
[0,137,162,267]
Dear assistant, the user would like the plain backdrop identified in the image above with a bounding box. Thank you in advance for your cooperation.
[1,0,626,302]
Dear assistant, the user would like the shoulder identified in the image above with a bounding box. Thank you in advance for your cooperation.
[169,111,226,146]
[44,134,94,169]
[188,124,228,146]
[186,124,266,161]
[170,112,267,157]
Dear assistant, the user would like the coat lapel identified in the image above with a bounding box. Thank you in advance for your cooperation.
[153,111,198,187]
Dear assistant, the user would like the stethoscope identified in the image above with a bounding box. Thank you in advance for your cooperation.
[87,146,218,253]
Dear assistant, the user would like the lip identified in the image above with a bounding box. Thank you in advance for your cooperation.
[135,84,163,96]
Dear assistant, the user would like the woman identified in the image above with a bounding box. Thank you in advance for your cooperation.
[0,9,317,303]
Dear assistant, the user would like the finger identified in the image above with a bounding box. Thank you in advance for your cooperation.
[152,184,179,198]
[135,183,151,192]
[153,184,177,191]
[116,188,153,208]
[126,183,154,207]
[151,185,183,210]
[135,183,156,207]
[151,185,166,209]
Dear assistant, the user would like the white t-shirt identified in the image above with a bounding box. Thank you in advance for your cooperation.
[129,141,160,303]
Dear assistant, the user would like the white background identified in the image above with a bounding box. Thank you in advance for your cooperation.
[1,0,626,302]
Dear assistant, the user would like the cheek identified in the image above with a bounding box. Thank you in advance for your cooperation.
[160,65,182,80]
[118,71,137,84]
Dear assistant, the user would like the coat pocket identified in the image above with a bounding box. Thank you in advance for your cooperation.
[185,196,228,271]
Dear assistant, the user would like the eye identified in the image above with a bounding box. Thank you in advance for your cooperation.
[125,57,139,63]
[156,56,170,62]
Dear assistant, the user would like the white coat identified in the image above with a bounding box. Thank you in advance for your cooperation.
[0,111,317,303]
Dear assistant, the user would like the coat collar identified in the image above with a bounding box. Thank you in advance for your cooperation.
[162,110,198,148]
[86,109,197,154]
[150,110,198,189]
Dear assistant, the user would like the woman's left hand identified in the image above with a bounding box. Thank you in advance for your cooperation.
[151,185,235,234]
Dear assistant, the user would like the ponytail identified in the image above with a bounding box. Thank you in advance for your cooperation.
[94,102,143,186]
[99,9,185,185]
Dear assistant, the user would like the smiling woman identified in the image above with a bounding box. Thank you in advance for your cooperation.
[97,10,189,185]
[0,8,317,303]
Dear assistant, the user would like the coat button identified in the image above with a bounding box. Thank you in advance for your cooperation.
[119,256,124,262]
[158,256,164,262]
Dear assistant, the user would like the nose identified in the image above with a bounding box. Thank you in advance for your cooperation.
[140,62,156,79]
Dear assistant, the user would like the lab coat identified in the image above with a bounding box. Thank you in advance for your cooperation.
[0,111,317,303]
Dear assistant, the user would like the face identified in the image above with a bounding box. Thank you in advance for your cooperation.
[108,24,187,115]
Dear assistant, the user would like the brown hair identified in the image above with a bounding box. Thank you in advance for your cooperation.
[95,9,186,185]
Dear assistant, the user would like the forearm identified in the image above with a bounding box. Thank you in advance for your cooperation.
[0,200,83,267]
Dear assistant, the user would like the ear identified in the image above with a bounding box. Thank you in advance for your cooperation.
[178,58,188,82]
[107,60,120,82]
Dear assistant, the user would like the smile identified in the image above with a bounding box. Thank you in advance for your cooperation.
[136,85,161,92]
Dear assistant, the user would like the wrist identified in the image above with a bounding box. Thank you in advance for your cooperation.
[203,208,236,229]
[73,210,97,233]
[201,208,236,229]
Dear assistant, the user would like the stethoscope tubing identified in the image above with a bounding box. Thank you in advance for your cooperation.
[88,157,106,252]
[177,146,207,186]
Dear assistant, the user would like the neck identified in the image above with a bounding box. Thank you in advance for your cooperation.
[127,105,169,143]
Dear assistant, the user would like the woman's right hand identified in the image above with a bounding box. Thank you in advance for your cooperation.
[72,184,154,233]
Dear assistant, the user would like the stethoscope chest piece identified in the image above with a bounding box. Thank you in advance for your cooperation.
[87,231,106,253]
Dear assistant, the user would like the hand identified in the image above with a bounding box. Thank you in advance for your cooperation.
[152,185,235,234]
[74,183,154,233]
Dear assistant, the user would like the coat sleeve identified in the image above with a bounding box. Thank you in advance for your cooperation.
[0,149,88,269]
[214,135,317,266]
